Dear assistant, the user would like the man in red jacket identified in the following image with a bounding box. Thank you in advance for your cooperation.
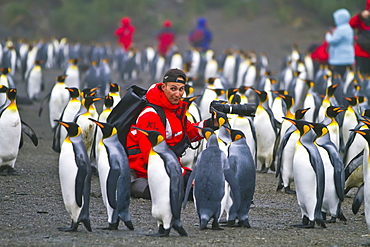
[157,19,176,57]
[349,0,370,75]
[114,16,135,51]
[127,68,217,199]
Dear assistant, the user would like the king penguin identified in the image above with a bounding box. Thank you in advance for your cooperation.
[0,88,21,175]
[183,127,240,230]
[64,58,81,89]
[52,87,81,153]
[90,119,134,230]
[25,60,44,101]
[350,128,370,232]
[38,75,70,129]
[57,121,92,232]
[134,127,187,237]
[224,126,255,227]
[283,118,326,228]
[311,122,346,223]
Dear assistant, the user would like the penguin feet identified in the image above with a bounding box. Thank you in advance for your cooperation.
[81,219,92,232]
[211,220,223,230]
[146,225,170,237]
[284,186,296,195]
[276,183,284,192]
[98,222,119,230]
[0,165,18,176]
[238,219,251,228]
[291,216,314,228]
[257,166,269,173]
[58,221,79,232]
[324,217,337,224]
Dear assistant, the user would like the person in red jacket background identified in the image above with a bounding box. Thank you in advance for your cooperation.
[157,19,176,57]
[114,16,135,51]
[349,0,370,75]
[126,68,218,199]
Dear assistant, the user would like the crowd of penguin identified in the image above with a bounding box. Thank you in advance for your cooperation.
[1,36,370,236]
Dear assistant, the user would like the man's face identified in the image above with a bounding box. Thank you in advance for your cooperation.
[161,79,185,104]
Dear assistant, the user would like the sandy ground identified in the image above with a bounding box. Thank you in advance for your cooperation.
[1,8,370,247]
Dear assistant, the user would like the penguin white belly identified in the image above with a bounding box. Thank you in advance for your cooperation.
[170,54,183,70]
[148,154,172,229]
[363,145,370,231]
[254,109,275,168]
[318,147,338,216]
[27,67,42,100]
[303,94,315,122]
[0,76,9,105]
[271,98,284,123]
[293,145,317,221]
[77,114,95,157]
[97,144,114,222]
[49,86,69,128]
[280,134,298,187]
[59,101,81,147]
[59,141,82,222]
[219,182,233,221]
[231,116,256,161]
[204,60,218,80]
[65,66,80,88]
[0,111,21,167]
[328,124,340,151]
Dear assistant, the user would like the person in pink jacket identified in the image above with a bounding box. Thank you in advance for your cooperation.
[115,16,135,51]
[349,0,370,75]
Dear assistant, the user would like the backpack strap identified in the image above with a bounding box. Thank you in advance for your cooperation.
[146,103,166,128]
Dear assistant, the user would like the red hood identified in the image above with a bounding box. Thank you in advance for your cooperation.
[367,0,370,10]
[146,82,187,110]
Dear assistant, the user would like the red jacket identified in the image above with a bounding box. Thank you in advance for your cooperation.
[126,83,206,178]
[349,11,370,58]
[115,17,135,51]
[310,41,329,64]
[157,20,175,56]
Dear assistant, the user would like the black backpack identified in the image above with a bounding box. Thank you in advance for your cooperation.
[107,84,166,151]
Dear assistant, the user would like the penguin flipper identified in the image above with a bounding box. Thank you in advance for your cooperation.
[106,167,120,209]
[21,120,38,146]
[344,150,364,180]
[183,164,198,209]
[352,183,364,215]
[75,166,88,208]
[38,91,51,117]
[224,167,241,213]
[52,124,61,153]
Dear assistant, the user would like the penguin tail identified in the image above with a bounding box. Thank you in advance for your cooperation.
[199,215,210,230]
[80,218,92,232]
[124,220,134,230]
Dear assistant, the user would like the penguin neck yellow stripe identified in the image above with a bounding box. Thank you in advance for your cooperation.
[65,137,72,143]
[149,148,156,156]
[8,101,17,111]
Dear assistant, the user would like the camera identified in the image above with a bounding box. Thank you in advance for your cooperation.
[210,100,256,117]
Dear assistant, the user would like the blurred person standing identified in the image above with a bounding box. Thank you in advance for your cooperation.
[349,0,370,75]
[188,17,212,52]
[115,16,135,51]
[157,19,176,57]
[325,8,355,77]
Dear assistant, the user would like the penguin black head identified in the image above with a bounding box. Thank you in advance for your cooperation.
[0,85,8,93]
[350,128,370,145]
[89,118,116,138]
[251,88,268,103]
[0,67,11,75]
[57,75,67,83]
[325,106,345,119]
[194,126,215,141]
[212,109,230,128]
[206,77,217,86]
[310,122,328,138]
[295,108,310,120]
[181,95,199,108]
[359,116,370,128]
[56,120,81,137]
[363,109,370,118]
[282,118,312,136]
[229,93,241,105]
[238,86,249,95]
[7,88,17,101]
[278,94,294,110]
[104,95,114,109]
[223,126,245,142]
[66,87,80,98]
[82,96,102,110]
[326,84,338,97]
[109,83,120,93]
[81,87,99,98]
[133,127,164,147]
[184,83,194,96]
[226,88,239,100]
[210,88,225,97]
[304,80,315,89]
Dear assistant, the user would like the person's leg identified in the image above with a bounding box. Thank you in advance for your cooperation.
[131,170,151,199]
